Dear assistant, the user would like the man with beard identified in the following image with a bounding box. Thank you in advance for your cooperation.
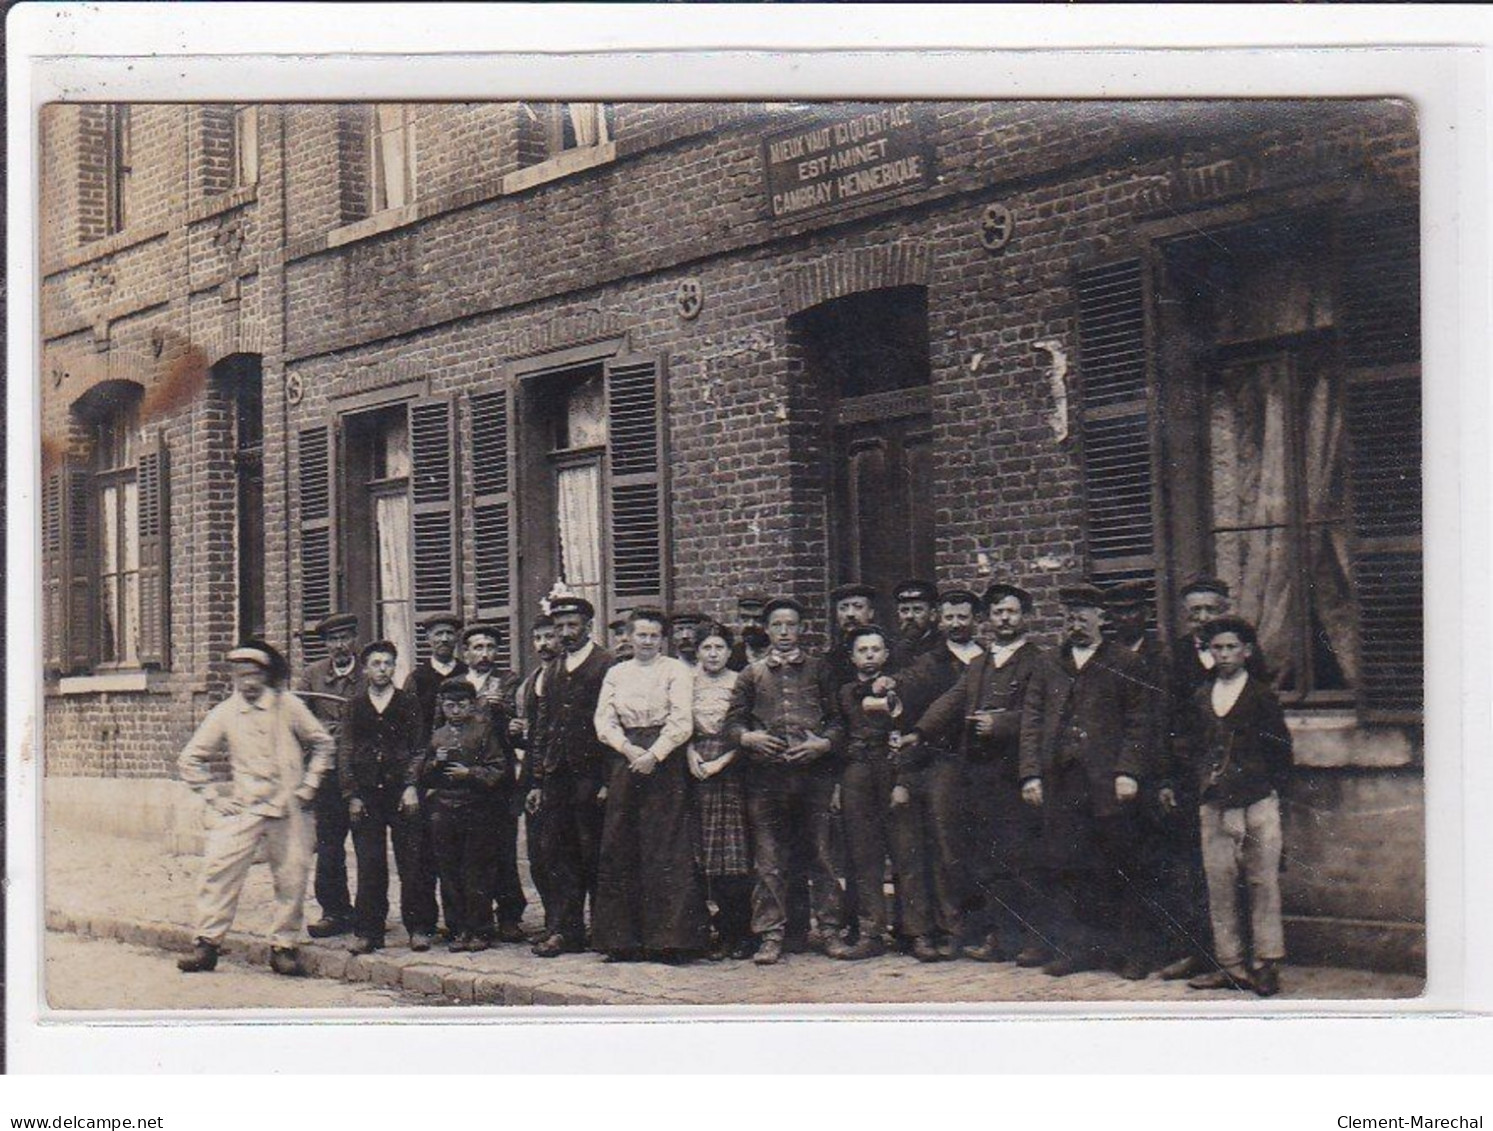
[405,613,468,732]
[607,612,635,662]
[901,583,1046,963]
[527,595,615,957]
[827,583,878,693]
[510,615,561,921]
[890,579,942,671]
[295,612,361,940]
[461,624,527,943]
[728,594,771,672]
[1019,584,1150,979]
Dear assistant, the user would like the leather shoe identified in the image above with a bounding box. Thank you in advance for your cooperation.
[531,933,572,958]
[962,935,1008,963]
[935,936,959,961]
[177,939,219,973]
[347,936,382,955]
[911,937,943,964]
[753,936,784,966]
[466,935,491,954]
[833,935,886,961]
[496,922,528,944]
[270,947,305,977]
[409,933,432,953]
[729,939,758,961]
[307,917,353,939]
[1188,966,1252,991]
[1118,956,1151,981]
[1158,954,1207,981]
[1014,945,1050,968]
[449,933,473,953]
[1042,952,1100,977]
[1251,960,1281,998]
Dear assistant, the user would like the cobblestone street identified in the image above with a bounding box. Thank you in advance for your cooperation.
[44,829,1422,1010]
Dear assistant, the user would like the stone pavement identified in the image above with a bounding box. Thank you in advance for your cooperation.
[43,827,1423,1010]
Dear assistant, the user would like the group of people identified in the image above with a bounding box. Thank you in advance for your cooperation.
[174,572,1293,997]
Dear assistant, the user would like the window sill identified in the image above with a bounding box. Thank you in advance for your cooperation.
[503,141,618,195]
[325,202,422,249]
[1287,710,1419,769]
[54,670,169,696]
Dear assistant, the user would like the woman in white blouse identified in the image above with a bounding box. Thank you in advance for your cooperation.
[591,607,710,962]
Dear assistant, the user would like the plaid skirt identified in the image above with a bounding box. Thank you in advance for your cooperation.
[695,770,751,878]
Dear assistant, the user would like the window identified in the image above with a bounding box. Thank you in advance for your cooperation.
[90,385,142,666]
[233,105,259,188]
[229,358,266,639]
[519,102,614,167]
[344,407,416,684]
[548,368,609,617]
[105,104,131,234]
[370,104,416,212]
[558,103,611,151]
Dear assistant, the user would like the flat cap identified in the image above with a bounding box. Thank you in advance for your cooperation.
[419,611,464,633]
[893,579,939,605]
[1057,583,1107,609]
[1104,580,1152,609]
[936,587,983,612]
[548,595,596,620]
[313,612,358,638]
[669,609,707,628]
[982,581,1034,612]
[460,622,503,645]
[1180,575,1231,599]
[437,677,477,700]
[736,594,770,616]
[829,582,878,604]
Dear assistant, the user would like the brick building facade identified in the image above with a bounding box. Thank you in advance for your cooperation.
[39,99,1423,970]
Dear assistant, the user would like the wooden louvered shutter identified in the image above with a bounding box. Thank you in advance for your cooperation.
[297,424,337,664]
[42,461,87,673]
[471,387,516,670]
[1075,259,1159,599]
[409,397,459,665]
[136,430,170,667]
[605,356,669,618]
[1339,206,1422,721]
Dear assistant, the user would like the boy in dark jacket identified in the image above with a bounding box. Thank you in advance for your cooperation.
[338,641,435,954]
[421,678,515,952]
[1182,616,1293,997]
[834,625,935,962]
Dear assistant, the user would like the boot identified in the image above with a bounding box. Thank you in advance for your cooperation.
[347,935,382,955]
[1251,959,1282,998]
[910,936,942,963]
[753,935,785,966]
[270,946,306,977]
[177,939,219,973]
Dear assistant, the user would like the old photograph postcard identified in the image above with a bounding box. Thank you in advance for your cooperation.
[34,94,1428,1013]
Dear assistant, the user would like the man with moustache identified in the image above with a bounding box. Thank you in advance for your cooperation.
[890,579,943,671]
[526,595,615,957]
[901,583,1046,964]
[511,614,561,919]
[669,609,707,667]
[827,583,878,694]
[405,612,469,732]
[728,594,772,672]
[295,612,362,939]
[461,624,527,943]
[1019,584,1151,979]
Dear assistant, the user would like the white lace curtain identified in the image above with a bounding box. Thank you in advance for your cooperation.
[567,103,609,148]
[557,462,604,615]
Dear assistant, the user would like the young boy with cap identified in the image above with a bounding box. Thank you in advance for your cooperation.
[1180,615,1293,997]
[177,641,334,976]
[419,677,516,952]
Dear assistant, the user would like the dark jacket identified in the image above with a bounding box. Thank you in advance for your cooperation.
[911,641,1041,772]
[723,650,844,768]
[1182,674,1293,809]
[337,685,427,802]
[1120,634,1173,784]
[405,657,469,732]
[836,676,916,782]
[531,644,614,789]
[294,656,362,739]
[891,625,944,673]
[418,714,513,809]
[1018,641,1150,818]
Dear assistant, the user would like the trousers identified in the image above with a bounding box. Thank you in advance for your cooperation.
[313,778,354,922]
[745,763,843,938]
[491,802,527,926]
[429,803,503,938]
[193,804,314,949]
[536,767,605,943]
[839,759,932,938]
[349,788,438,940]
[1199,793,1285,968]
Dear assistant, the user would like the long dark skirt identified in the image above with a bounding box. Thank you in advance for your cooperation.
[593,727,710,955]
